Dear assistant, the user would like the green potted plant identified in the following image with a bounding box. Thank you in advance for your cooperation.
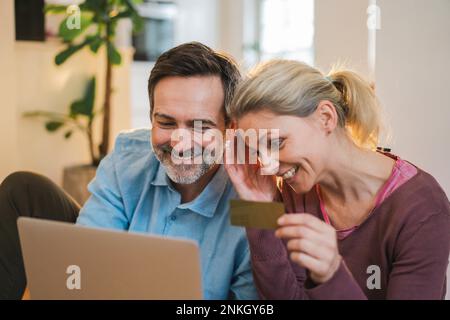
[24,0,143,204]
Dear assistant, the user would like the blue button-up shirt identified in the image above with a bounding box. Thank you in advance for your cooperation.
[76,128,258,299]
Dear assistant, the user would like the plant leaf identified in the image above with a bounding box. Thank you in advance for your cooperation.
[111,10,132,20]
[123,0,144,33]
[58,13,93,42]
[54,37,93,65]
[55,44,84,65]
[130,14,144,33]
[70,77,96,117]
[123,0,141,15]
[107,43,122,65]
[83,77,96,116]
[23,111,55,118]
[23,111,69,124]
[70,101,88,117]
[45,121,64,132]
[44,4,68,14]
[80,0,106,13]
[88,35,104,53]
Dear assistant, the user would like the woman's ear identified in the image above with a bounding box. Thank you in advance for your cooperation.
[315,100,339,135]
[228,119,237,130]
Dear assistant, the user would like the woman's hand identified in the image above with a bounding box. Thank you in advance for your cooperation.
[224,137,278,202]
[275,213,341,284]
[225,161,278,202]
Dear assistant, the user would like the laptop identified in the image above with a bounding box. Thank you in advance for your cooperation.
[17,217,203,300]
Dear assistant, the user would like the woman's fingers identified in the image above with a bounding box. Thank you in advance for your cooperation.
[286,237,336,260]
[278,213,333,234]
[291,250,342,284]
[276,224,335,248]
[224,163,240,183]
[289,252,328,275]
[276,224,320,242]
[276,213,341,284]
[287,238,322,260]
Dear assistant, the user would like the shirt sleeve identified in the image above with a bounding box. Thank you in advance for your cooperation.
[246,228,309,300]
[228,242,259,300]
[385,211,450,299]
[76,148,129,230]
[247,226,370,300]
[248,211,450,300]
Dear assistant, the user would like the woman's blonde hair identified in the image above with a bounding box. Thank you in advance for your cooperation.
[230,60,381,149]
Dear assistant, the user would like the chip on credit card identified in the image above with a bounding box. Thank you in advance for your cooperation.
[229,199,285,229]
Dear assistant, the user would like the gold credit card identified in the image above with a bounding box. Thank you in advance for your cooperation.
[229,200,285,229]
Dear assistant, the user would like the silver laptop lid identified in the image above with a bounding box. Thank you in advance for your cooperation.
[17,217,203,300]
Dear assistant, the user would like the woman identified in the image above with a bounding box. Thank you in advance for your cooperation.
[225,60,450,299]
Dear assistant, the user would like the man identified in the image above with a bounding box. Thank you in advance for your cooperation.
[0,42,258,300]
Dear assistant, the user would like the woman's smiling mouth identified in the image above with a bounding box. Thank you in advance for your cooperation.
[279,166,299,180]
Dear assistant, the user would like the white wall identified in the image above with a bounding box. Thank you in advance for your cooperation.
[315,0,450,197]
[0,0,133,185]
[375,0,450,298]
[0,0,19,181]
[131,61,153,128]
[218,0,245,63]
[314,0,371,76]
[376,0,450,197]
[14,42,133,185]
[175,0,220,48]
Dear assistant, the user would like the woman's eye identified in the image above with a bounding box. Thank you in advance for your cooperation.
[270,138,284,149]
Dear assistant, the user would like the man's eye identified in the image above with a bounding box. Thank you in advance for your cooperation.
[158,122,175,127]
[193,126,211,132]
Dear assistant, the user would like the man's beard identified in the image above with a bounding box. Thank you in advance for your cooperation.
[152,142,216,184]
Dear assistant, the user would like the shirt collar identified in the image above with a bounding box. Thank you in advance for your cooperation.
[151,163,229,218]
[150,161,170,187]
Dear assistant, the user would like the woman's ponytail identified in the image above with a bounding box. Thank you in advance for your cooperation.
[327,68,381,149]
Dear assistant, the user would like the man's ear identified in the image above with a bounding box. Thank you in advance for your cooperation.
[315,100,338,135]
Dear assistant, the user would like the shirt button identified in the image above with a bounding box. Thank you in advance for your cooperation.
[170,216,177,221]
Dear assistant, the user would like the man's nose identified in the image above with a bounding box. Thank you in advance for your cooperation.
[170,128,200,154]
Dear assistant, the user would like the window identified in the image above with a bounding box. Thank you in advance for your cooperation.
[259,0,314,65]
